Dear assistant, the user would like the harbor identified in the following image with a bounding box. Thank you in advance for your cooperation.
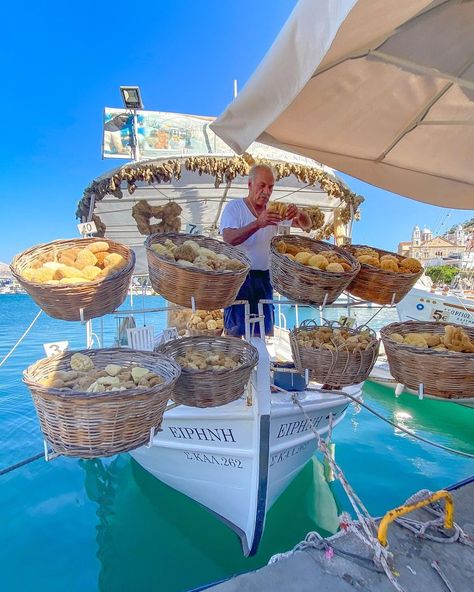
[1,293,473,590]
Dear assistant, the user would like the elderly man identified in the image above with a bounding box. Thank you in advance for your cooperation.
[220,164,310,337]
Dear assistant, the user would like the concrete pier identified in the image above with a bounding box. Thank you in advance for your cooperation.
[206,478,474,591]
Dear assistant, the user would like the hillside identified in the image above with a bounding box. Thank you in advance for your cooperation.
[448,216,474,234]
[0,262,12,277]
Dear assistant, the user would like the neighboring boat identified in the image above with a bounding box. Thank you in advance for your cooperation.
[397,287,474,327]
[131,337,360,555]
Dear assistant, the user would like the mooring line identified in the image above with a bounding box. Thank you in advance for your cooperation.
[0,309,42,368]
[324,389,474,460]
[0,450,53,477]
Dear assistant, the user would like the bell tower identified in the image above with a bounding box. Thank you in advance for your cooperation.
[412,225,421,246]
[455,224,466,246]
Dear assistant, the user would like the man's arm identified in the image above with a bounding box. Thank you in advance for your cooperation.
[222,220,260,246]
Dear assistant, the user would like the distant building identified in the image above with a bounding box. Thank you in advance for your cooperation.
[398,241,411,258]
[444,223,472,247]
[398,224,469,267]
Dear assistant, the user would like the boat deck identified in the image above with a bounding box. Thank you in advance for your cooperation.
[203,478,474,591]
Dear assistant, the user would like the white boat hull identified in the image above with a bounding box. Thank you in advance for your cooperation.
[131,338,360,555]
[397,288,474,326]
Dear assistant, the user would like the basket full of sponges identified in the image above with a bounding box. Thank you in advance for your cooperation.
[159,335,258,407]
[187,309,224,337]
[290,320,380,387]
[344,245,423,305]
[270,235,360,305]
[10,238,135,321]
[23,348,181,458]
[381,321,474,399]
[145,232,250,310]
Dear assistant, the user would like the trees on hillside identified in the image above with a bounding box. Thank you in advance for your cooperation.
[425,265,460,286]
[447,216,474,234]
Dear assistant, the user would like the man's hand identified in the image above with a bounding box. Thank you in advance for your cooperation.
[286,204,299,220]
[296,209,312,231]
[256,209,282,228]
[285,205,312,231]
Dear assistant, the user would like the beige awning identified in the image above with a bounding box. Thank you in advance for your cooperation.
[211,0,474,209]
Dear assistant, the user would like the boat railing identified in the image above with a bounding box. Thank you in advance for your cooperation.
[91,293,391,349]
[259,295,395,337]
[73,276,398,360]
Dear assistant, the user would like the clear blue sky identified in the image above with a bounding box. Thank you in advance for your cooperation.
[1,0,472,263]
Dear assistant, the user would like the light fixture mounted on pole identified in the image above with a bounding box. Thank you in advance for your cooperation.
[120,86,144,110]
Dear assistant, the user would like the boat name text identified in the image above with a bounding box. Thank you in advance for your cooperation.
[277,416,323,438]
[270,442,309,466]
[183,451,243,468]
[168,426,236,442]
[444,306,473,321]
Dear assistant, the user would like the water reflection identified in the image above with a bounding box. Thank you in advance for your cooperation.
[79,455,341,592]
[80,458,124,591]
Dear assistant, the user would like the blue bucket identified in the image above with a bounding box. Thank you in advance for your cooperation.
[273,363,306,392]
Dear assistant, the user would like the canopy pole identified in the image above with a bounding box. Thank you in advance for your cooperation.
[210,179,233,232]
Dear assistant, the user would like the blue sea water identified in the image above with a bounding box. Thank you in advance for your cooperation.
[0,294,473,592]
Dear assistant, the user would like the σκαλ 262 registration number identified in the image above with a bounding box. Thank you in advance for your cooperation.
[184,450,243,468]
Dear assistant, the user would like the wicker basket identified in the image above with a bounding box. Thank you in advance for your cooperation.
[23,348,181,458]
[10,238,135,321]
[187,327,223,338]
[187,309,224,337]
[158,336,258,407]
[290,320,380,387]
[344,244,423,305]
[167,306,193,337]
[381,321,474,399]
[145,233,250,310]
[270,236,360,305]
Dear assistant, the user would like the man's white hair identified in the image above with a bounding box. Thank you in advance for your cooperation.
[248,163,275,182]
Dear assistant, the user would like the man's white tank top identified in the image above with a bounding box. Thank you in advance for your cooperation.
[220,199,277,271]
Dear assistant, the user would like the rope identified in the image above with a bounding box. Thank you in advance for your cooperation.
[396,489,474,548]
[449,291,474,321]
[269,391,473,592]
[363,303,393,326]
[318,388,474,459]
[0,309,42,368]
[431,560,456,592]
[289,395,406,592]
[269,530,383,574]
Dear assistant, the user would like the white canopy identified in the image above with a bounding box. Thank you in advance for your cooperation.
[80,144,360,274]
[211,0,474,209]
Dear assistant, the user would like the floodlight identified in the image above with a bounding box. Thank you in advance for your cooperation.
[120,86,144,110]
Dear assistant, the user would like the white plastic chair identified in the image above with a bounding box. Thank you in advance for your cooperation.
[126,326,155,351]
